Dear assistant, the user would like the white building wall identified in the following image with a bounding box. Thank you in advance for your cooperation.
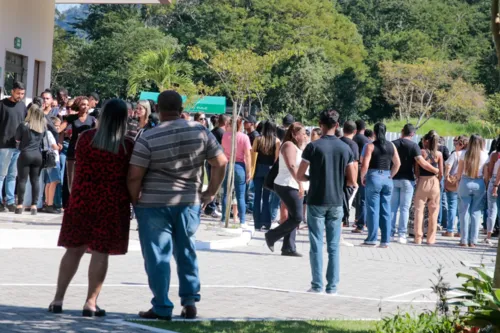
[0,0,55,100]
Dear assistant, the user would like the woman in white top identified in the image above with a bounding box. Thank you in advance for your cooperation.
[456,134,489,247]
[487,141,500,243]
[265,122,309,257]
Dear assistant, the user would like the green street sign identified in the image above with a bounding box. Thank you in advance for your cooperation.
[14,37,22,49]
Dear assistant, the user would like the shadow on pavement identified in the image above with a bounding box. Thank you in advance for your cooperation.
[0,304,149,333]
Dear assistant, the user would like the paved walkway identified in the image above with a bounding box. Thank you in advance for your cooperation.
[0,211,496,332]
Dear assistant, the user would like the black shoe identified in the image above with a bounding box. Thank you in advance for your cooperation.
[48,303,63,314]
[0,203,6,212]
[15,208,23,215]
[181,305,197,319]
[82,306,106,317]
[31,208,37,215]
[264,233,274,252]
[7,204,16,213]
[138,308,171,321]
[45,206,60,214]
[281,251,302,257]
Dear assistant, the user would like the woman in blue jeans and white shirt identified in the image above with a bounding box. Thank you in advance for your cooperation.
[456,134,488,248]
[251,121,280,231]
[361,123,401,248]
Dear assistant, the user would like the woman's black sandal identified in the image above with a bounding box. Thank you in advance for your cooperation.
[48,304,63,314]
[82,306,106,317]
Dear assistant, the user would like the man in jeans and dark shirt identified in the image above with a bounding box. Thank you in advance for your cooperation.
[340,121,359,227]
[298,110,356,294]
[0,81,27,212]
[352,120,370,232]
[391,124,439,243]
[244,115,260,146]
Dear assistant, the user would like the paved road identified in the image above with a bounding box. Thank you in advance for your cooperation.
[0,212,496,332]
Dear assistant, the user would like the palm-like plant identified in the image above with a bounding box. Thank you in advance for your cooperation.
[128,47,195,96]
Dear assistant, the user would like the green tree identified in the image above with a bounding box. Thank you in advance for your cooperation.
[128,47,195,97]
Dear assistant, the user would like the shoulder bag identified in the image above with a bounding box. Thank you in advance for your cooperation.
[41,131,57,169]
[264,158,279,192]
[445,152,459,192]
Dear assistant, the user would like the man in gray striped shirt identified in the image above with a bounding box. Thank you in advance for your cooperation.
[127,91,227,321]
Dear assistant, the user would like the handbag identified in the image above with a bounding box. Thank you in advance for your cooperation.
[445,152,459,192]
[264,159,279,192]
[41,131,57,169]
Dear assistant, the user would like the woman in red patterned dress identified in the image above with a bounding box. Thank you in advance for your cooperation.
[49,99,134,317]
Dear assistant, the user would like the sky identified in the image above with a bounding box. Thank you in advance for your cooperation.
[56,4,79,12]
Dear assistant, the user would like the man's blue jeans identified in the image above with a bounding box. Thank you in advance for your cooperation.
[135,205,202,317]
[307,205,343,293]
[364,170,393,245]
[253,164,272,229]
[446,191,459,233]
[458,176,486,245]
[438,179,448,228]
[486,179,500,233]
[0,148,20,205]
[221,162,247,224]
[390,179,414,236]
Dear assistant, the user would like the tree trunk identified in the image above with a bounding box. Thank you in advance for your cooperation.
[224,102,238,228]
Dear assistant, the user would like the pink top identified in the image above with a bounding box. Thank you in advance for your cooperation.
[222,131,251,163]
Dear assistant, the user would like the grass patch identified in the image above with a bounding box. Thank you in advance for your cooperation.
[380,118,497,138]
[131,320,377,333]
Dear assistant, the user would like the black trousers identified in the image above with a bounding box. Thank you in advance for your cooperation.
[17,150,42,206]
[266,184,303,252]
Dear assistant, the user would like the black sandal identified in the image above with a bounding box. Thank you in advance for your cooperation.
[48,303,63,314]
[82,306,106,317]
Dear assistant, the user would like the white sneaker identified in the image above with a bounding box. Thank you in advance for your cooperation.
[211,210,222,218]
[398,236,407,244]
[307,288,323,294]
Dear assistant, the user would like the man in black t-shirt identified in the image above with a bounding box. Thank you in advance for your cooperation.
[211,115,228,145]
[391,124,439,243]
[340,121,359,227]
[298,110,356,294]
[352,120,370,232]
[0,82,27,212]
[243,115,260,146]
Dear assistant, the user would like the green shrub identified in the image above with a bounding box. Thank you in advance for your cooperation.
[376,309,461,333]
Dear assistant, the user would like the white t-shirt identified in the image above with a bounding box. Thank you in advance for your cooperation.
[445,150,464,176]
[459,150,488,178]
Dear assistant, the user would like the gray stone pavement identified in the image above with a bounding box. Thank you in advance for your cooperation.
[0,211,497,332]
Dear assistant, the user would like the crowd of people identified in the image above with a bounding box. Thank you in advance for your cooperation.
[0,81,498,318]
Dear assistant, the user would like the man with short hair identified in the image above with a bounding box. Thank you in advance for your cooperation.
[297,109,356,294]
[340,121,359,227]
[391,124,439,243]
[41,91,60,118]
[352,119,370,233]
[128,90,228,320]
[56,88,69,116]
[88,92,100,117]
[0,81,27,212]
[244,115,260,145]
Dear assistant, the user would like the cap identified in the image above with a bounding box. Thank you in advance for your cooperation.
[244,115,257,124]
[283,114,295,126]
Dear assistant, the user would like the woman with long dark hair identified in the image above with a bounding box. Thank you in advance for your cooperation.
[265,122,309,256]
[59,97,97,191]
[413,132,443,245]
[49,99,134,316]
[361,123,401,248]
[457,134,488,247]
[252,121,281,230]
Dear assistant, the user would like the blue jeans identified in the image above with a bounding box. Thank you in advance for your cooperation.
[54,144,67,208]
[307,205,343,293]
[270,192,280,221]
[221,162,247,224]
[438,179,448,228]
[458,176,486,245]
[246,180,255,213]
[446,191,459,233]
[486,179,500,233]
[0,148,20,205]
[253,164,272,229]
[390,179,414,236]
[364,170,393,245]
[135,205,201,317]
